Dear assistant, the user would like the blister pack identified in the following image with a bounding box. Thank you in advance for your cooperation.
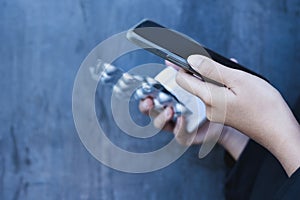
[91,60,206,132]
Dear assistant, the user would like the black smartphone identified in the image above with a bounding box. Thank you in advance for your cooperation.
[127,19,266,82]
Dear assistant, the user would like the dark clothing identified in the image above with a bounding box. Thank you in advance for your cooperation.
[225,140,300,199]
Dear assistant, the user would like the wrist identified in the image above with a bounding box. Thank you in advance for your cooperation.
[268,122,300,177]
[255,99,300,177]
[218,126,249,160]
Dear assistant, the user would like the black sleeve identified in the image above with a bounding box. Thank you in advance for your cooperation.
[225,140,288,200]
[275,167,300,199]
[224,140,268,200]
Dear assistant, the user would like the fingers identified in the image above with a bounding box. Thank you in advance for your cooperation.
[230,58,238,63]
[139,99,198,146]
[153,107,173,129]
[139,98,175,131]
[173,117,196,146]
[187,55,237,86]
[139,98,154,114]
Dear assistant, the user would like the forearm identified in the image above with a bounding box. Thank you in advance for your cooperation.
[221,117,300,176]
[240,98,300,177]
[267,113,300,177]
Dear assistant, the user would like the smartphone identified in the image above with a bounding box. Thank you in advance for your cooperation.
[126,19,266,82]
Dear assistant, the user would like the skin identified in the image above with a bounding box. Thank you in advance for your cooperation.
[140,98,249,161]
[140,60,249,161]
[140,55,300,177]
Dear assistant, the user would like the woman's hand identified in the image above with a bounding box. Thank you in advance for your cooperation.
[176,55,300,176]
[139,98,249,160]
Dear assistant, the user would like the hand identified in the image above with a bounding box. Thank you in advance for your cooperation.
[139,98,199,146]
[176,55,300,176]
[138,60,249,160]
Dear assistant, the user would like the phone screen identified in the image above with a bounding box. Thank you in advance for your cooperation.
[132,20,209,60]
[129,19,266,81]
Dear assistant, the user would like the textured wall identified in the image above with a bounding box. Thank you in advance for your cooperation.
[0,0,299,199]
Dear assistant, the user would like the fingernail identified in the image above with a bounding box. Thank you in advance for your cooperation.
[230,58,238,63]
[187,55,204,68]
[165,107,172,118]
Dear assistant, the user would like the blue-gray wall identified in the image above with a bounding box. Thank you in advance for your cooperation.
[1,0,299,199]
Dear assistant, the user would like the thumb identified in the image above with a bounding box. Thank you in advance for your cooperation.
[187,55,235,86]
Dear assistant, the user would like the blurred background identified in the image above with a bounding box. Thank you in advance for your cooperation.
[0,0,299,199]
